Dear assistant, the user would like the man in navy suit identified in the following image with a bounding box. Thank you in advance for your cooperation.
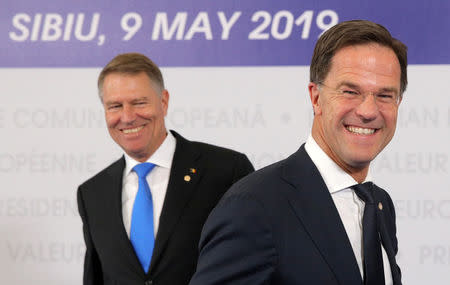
[77,53,254,285]
[190,20,406,284]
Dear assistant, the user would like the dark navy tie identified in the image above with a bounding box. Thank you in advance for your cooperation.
[353,182,385,285]
[131,162,156,273]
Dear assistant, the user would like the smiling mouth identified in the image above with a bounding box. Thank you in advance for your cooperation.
[345,125,377,135]
[121,126,144,134]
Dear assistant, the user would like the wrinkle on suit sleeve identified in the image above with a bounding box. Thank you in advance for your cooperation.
[77,187,104,285]
[189,193,277,285]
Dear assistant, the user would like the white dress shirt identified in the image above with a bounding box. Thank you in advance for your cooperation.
[122,131,176,238]
[305,135,393,284]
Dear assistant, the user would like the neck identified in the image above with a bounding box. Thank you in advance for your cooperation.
[345,167,369,184]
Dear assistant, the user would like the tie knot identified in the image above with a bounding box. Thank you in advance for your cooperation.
[353,182,375,204]
[133,163,156,178]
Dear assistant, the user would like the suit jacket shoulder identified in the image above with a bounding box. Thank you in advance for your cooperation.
[218,144,313,204]
[170,130,254,184]
[79,157,125,192]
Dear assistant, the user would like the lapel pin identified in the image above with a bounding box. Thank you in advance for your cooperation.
[184,175,191,182]
[378,202,383,210]
[190,168,196,174]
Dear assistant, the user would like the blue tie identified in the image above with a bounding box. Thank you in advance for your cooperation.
[130,162,156,273]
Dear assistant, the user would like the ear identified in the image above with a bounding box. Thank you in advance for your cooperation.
[161,89,169,116]
[308,82,322,115]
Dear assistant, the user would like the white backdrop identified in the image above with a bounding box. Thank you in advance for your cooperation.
[1,64,449,284]
[1,2,450,283]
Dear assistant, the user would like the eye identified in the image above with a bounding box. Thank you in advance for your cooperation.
[107,104,121,110]
[376,94,397,103]
[342,90,358,95]
[134,100,148,106]
[377,94,394,99]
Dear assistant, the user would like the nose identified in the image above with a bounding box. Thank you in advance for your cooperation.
[121,105,136,123]
[355,93,379,122]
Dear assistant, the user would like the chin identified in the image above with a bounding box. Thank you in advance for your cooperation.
[122,144,146,156]
[348,154,376,168]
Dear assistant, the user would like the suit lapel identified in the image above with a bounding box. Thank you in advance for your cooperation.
[280,145,362,284]
[149,131,202,274]
[105,157,145,277]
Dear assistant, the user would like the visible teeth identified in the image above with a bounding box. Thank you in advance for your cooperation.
[122,126,143,134]
[346,126,375,135]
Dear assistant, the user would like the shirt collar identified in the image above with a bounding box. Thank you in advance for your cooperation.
[304,134,373,194]
[123,131,177,176]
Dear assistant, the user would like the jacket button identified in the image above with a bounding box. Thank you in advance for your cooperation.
[145,281,153,285]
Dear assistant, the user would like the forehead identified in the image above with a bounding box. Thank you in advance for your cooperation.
[325,44,401,90]
[102,72,159,102]
[103,72,152,87]
[103,72,156,93]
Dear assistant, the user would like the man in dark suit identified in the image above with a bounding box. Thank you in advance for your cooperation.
[190,20,406,285]
[77,53,254,285]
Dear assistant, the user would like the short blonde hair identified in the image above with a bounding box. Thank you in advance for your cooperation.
[98,52,165,99]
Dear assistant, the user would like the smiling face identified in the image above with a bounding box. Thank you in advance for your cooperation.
[309,44,401,181]
[102,72,169,162]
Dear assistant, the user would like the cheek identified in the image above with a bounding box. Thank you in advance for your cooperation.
[330,102,354,124]
[382,109,398,128]
[322,105,341,127]
[140,107,164,122]
[320,97,340,120]
[105,113,120,128]
[137,106,156,118]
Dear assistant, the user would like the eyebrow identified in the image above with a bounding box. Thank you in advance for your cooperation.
[336,81,359,90]
[104,97,149,106]
[378,87,399,94]
[131,97,149,103]
[104,101,121,106]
